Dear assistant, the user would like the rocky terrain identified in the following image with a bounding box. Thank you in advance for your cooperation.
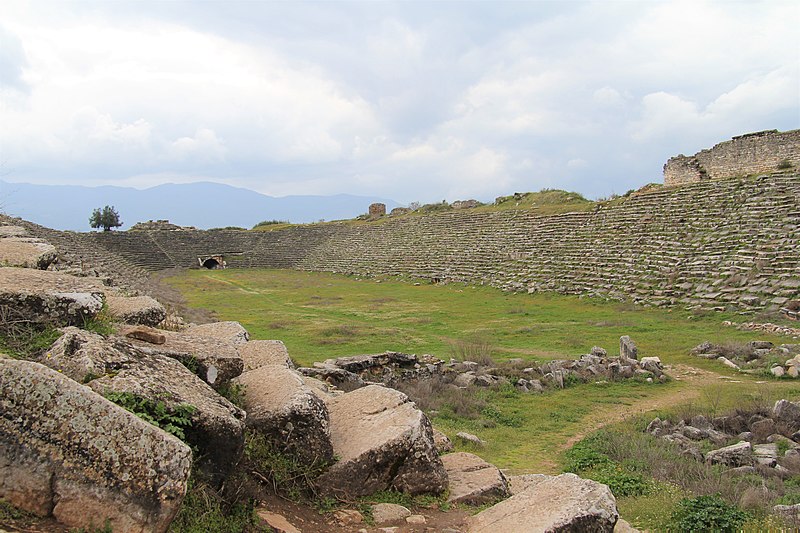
[1,220,629,531]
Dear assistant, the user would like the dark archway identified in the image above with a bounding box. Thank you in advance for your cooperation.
[202,258,221,269]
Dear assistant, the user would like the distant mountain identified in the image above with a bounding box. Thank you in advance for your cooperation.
[0,180,400,231]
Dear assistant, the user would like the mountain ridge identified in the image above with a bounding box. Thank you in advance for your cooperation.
[0,180,400,231]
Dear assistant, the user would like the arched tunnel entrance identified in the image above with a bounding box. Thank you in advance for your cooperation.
[199,255,225,269]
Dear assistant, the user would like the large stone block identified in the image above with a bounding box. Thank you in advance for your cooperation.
[239,339,292,371]
[0,267,104,326]
[315,385,447,498]
[106,295,167,326]
[442,452,509,505]
[0,359,192,533]
[235,364,333,466]
[0,237,57,269]
[466,473,618,533]
[41,328,246,485]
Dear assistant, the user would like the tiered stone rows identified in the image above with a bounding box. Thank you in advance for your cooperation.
[14,173,798,312]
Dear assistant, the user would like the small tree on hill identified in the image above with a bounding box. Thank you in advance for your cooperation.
[89,205,123,231]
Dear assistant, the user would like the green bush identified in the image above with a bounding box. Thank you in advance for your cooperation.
[104,392,196,442]
[670,494,749,532]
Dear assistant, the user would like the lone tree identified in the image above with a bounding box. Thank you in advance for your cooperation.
[89,205,123,231]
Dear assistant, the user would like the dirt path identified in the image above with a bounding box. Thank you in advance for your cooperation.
[560,363,736,451]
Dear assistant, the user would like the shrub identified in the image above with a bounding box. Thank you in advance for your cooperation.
[670,494,749,532]
[777,159,793,169]
[449,334,494,365]
[0,305,61,359]
[104,392,196,443]
[252,219,289,228]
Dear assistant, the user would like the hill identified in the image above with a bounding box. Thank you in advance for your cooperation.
[0,180,399,231]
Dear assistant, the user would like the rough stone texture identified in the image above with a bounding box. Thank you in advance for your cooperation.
[234,364,333,466]
[773,503,800,528]
[619,336,638,361]
[442,452,510,505]
[239,339,292,371]
[315,385,447,498]
[0,237,57,269]
[433,428,455,454]
[106,295,166,326]
[457,431,486,446]
[371,503,412,525]
[664,129,800,186]
[0,267,105,326]
[507,474,549,495]
[126,328,243,388]
[614,518,640,532]
[705,441,754,467]
[123,325,167,344]
[41,328,246,484]
[0,225,28,237]
[0,359,192,533]
[186,321,250,345]
[466,473,618,533]
[369,203,387,217]
[773,399,800,433]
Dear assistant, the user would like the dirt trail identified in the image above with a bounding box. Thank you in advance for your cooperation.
[560,363,736,451]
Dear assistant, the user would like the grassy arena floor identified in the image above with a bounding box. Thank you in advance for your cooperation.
[165,269,798,471]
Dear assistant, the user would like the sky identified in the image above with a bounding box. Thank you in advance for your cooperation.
[1,1,798,205]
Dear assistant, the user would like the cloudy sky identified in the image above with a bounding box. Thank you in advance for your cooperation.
[1,0,798,204]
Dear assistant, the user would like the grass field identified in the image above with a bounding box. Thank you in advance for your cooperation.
[164,268,799,529]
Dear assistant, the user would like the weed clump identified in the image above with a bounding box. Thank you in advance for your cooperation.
[670,494,750,532]
[103,391,196,443]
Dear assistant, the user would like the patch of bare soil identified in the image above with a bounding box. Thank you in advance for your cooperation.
[561,364,730,451]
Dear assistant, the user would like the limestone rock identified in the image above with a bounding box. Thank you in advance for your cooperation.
[614,518,640,532]
[433,428,455,454]
[315,385,447,498]
[41,328,245,484]
[127,328,243,388]
[466,473,618,533]
[106,295,166,326]
[773,399,800,432]
[507,474,549,495]
[239,339,292,371]
[123,325,167,344]
[0,267,105,326]
[234,364,333,466]
[371,503,412,524]
[620,336,638,361]
[705,441,754,467]
[0,237,57,269]
[753,443,778,467]
[773,503,800,528]
[0,359,192,533]
[442,452,510,505]
[457,431,486,447]
[255,508,302,533]
[186,321,250,344]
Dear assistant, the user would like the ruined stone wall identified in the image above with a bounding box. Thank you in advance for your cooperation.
[27,174,800,313]
[664,129,800,186]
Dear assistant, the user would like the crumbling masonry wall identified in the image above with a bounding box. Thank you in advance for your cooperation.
[663,129,800,186]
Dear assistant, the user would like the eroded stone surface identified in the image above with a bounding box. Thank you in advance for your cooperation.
[41,328,245,484]
[0,267,104,326]
[106,295,166,326]
[239,339,292,371]
[234,364,333,466]
[126,328,243,388]
[0,237,57,269]
[466,473,618,533]
[0,359,191,533]
[442,452,509,505]
[315,385,447,498]
[186,321,250,345]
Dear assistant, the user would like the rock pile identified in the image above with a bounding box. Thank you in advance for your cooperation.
[646,399,800,478]
[691,340,800,377]
[300,337,667,396]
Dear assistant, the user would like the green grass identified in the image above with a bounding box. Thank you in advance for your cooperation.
[163,269,798,473]
[163,268,790,368]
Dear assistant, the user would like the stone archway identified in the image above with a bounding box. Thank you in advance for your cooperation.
[199,256,225,269]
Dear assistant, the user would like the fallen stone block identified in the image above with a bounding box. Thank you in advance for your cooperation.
[0,359,192,533]
[106,295,166,326]
[186,321,250,344]
[705,441,754,467]
[127,328,244,388]
[620,335,638,361]
[442,452,509,505]
[0,237,57,269]
[315,385,447,498]
[239,339,292,371]
[0,267,104,326]
[234,364,333,466]
[41,328,245,484]
[371,503,411,524]
[465,473,618,532]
